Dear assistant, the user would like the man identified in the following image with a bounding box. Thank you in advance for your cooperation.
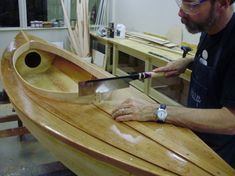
[112,0,235,168]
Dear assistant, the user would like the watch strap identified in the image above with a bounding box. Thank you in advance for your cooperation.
[160,104,166,110]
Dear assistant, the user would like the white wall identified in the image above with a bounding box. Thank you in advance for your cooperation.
[0,28,69,58]
[112,0,201,44]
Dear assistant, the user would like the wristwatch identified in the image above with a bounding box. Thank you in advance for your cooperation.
[155,104,167,123]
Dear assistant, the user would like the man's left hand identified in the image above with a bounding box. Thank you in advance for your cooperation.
[112,98,157,122]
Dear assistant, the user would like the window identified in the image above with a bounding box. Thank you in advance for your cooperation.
[70,0,101,26]
[89,0,101,25]
[26,0,47,26]
[27,0,64,27]
[70,0,77,27]
[47,0,63,21]
[0,0,103,28]
[0,0,20,27]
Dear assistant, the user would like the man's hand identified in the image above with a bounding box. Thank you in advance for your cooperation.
[153,57,193,77]
[112,98,157,122]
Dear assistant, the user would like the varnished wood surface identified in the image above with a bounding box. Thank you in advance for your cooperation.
[1,31,234,176]
[90,31,192,82]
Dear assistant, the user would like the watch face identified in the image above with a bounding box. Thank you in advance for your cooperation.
[157,109,167,119]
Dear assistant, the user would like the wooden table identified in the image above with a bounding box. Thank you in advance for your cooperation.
[90,32,113,71]
[90,32,193,105]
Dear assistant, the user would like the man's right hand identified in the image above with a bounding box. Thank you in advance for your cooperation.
[153,57,193,77]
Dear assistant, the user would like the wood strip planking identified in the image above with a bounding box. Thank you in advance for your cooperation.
[95,87,234,176]
[3,68,177,176]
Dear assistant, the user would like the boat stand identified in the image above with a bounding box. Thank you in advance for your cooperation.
[0,103,29,140]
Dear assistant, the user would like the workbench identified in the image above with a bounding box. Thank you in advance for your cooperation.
[90,31,193,106]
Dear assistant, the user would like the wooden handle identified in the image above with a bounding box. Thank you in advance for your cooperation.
[148,72,165,78]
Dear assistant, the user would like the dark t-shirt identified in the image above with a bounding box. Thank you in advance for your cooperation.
[191,13,235,168]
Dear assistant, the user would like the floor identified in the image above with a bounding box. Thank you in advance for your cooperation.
[0,84,76,176]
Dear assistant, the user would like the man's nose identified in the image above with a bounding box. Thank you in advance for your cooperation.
[178,8,187,18]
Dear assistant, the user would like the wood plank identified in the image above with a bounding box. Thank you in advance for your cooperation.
[0,127,29,138]
[60,0,80,55]
[0,114,19,123]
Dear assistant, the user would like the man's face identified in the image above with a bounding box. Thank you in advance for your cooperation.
[178,0,217,34]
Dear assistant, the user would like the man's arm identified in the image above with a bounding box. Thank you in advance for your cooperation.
[154,57,194,77]
[112,99,235,135]
[166,106,235,135]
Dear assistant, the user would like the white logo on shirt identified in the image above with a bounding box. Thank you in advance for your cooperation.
[199,50,208,66]
[191,89,201,107]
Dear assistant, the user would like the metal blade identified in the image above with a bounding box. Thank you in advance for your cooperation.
[79,77,133,96]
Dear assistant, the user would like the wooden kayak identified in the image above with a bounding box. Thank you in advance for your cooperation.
[1,31,234,176]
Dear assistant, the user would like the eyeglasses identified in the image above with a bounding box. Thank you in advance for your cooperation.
[176,0,208,15]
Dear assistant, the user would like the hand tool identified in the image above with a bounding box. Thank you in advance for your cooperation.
[78,72,163,96]
[181,46,192,58]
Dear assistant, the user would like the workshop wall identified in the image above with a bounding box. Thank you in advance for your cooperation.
[112,0,200,44]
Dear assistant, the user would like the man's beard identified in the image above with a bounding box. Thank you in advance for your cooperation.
[181,6,216,34]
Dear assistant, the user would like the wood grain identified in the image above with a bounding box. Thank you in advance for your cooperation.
[1,31,234,176]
